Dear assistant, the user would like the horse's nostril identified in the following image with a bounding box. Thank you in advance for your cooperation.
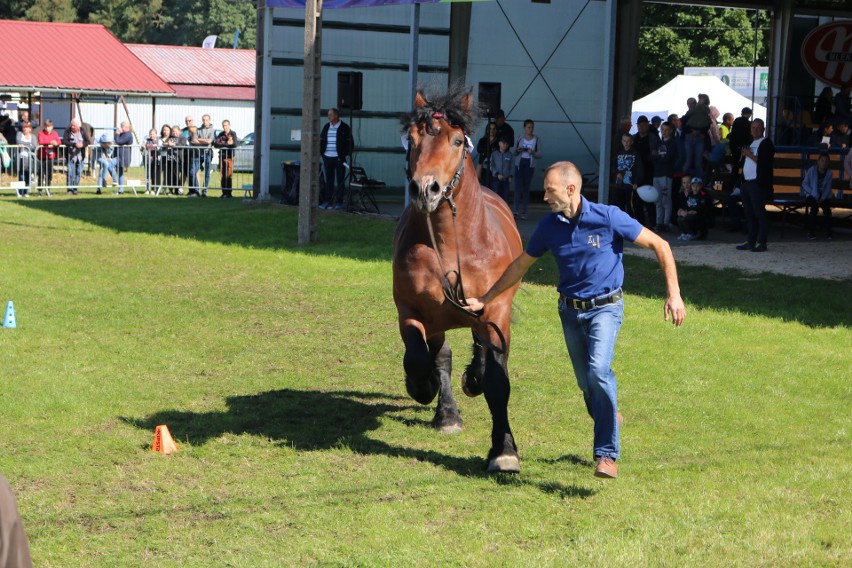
[429,181,441,194]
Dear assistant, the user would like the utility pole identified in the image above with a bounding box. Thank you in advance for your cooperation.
[299,0,322,245]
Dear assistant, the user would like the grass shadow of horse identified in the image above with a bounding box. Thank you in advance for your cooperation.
[121,387,595,499]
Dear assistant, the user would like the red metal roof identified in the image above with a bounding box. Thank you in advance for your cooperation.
[0,20,174,95]
[126,44,256,89]
[171,85,256,102]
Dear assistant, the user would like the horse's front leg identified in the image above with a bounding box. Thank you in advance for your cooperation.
[427,333,463,434]
[401,324,463,433]
[483,347,519,473]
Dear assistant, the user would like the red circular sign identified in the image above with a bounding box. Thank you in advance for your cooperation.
[801,21,852,88]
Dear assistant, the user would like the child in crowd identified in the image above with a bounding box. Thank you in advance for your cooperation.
[489,136,513,203]
[95,132,117,195]
[676,176,711,241]
[800,153,834,240]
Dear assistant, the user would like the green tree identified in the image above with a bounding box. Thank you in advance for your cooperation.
[86,0,172,43]
[26,0,77,22]
[637,6,770,98]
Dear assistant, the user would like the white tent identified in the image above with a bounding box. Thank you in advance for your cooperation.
[631,74,767,132]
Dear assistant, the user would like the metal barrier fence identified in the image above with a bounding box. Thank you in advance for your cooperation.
[1,143,253,197]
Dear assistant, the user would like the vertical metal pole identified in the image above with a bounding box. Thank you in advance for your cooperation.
[598,0,617,205]
[257,0,274,201]
[405,3,420,209]
[299,0,322,245]
[751,9,759,109]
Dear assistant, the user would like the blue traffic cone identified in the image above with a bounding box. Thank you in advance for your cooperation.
[3,301,16,329]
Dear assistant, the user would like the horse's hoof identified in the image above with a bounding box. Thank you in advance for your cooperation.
[406,375,438,405]
[461,371,483,398]
[432,413,463,434]
[486,454,520,473]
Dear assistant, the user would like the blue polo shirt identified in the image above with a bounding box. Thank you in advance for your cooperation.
[526,195,643,299]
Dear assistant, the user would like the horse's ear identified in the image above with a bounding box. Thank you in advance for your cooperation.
[414,92,428,109]
[460,88,474,112]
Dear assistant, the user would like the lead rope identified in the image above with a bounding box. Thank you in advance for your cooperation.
[423,148,507,355]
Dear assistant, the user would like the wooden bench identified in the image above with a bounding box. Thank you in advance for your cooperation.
[770,147,851,236]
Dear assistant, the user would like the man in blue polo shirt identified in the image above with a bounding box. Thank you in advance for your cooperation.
[466,161,685,479]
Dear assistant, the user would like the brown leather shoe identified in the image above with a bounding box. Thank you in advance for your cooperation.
[594,456,618,479]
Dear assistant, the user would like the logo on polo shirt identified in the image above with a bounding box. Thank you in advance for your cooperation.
[587,234,600,248]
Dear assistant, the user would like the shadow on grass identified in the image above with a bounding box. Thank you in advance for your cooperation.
[524,251,852,329]
[13,198,849,328]
[122,387,594,498]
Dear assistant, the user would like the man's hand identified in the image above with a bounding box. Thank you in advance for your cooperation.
[664,295,686,327]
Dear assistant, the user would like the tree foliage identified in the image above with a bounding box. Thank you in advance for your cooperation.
[637,5,770,98]
[7,0,257,49]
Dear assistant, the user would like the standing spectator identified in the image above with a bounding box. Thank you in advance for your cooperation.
[494,109,514,150]
[830,119,849,148]
[513,119,543,220]
[114,121,134,195]
[676,177,712,241]
[214,120,238,198]
[489,136,513,203]
[179,115,196,189]
[728,107,753,180]
[160,125,180,194]
[651,121,679,233]
[649,115,663,138]
[62,117,91,194]
[464,161,686,480]
[95,132,117,195]
[170,124,184,195]
[196,114,216,196]
[476,122,499,186]
[15,122,37,195]
[14,107,37,131]
[632,115,658,227]
[844,144,852,198]
[736,118,774,253]
[683,93,711,177]
[144,128,161,194]
[37,119,61,194]
[812,86,834,127]
[800,153,834,240]
[612,133,643,214]
[319,108,352,209]
[183,125,202,196]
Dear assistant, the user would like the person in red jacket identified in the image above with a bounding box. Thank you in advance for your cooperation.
[37,119,61,194]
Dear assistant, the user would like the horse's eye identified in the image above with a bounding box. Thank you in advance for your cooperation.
[453,138,463,147]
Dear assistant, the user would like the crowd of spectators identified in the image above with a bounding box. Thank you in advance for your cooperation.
[0,106,241,199]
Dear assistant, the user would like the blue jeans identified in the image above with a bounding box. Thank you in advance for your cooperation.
[558,296,623,459]
[98,156,117,188]
[490,177,510,203]
[201,150,212,190]
[740,180,768,245]
[67,159,83,189]
[683,131,705,177]
[188,154,201,193]
[322,154,346,205]
[514,159,533,215]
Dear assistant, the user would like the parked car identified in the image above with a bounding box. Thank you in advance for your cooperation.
[233,132,254,172]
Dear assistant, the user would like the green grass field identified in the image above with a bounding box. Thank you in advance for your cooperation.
[0,195,849,567]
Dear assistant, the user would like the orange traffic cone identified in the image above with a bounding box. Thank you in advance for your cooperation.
[151,425,179,455]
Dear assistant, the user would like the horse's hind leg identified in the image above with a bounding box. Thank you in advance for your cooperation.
[428,334,463,434]
[483,349,519,473]
[461,332,485,397]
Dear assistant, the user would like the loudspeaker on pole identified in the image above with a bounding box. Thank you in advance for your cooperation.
[337,71,363,111]
[478,82,501,118]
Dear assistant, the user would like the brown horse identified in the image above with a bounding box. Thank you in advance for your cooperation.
[393,86,524,473]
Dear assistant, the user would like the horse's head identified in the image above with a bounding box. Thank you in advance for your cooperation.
[403,87,478,214]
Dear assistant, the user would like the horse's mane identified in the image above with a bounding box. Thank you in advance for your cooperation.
[401,83,481,137]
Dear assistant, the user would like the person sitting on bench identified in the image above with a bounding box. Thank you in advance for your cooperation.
[800,153,834,240]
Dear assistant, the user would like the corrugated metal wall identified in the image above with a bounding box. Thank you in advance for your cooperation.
[268,1,607,190]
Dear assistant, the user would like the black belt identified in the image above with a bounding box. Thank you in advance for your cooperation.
[560,288,623,311]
